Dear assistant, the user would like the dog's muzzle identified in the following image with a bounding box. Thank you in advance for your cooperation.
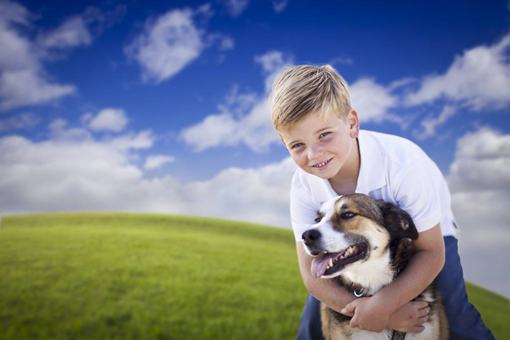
[302,229,323,255]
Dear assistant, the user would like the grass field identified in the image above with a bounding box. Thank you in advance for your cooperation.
[0,213,508,340]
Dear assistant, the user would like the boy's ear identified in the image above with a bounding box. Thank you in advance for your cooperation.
[375,200,419,240]
[348,110,360,138]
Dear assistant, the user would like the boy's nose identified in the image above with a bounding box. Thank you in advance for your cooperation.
[307,144,323,160]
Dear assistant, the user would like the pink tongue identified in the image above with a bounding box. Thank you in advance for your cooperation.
[311,253,337,278]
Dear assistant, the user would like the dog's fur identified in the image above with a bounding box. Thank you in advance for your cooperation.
[302,194,448,340]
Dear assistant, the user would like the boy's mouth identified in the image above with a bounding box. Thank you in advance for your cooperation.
[312,158,333,168]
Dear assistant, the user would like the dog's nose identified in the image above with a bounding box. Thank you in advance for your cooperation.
[302,229,321,245]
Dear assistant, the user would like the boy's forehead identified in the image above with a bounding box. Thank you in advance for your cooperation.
[279,112,342,143]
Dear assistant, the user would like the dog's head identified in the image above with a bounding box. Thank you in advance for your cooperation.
[302,193,418,279]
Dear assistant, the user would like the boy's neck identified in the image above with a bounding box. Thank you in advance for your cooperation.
[328,138,361,195]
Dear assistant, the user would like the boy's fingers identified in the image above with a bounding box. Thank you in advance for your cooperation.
[407,325,425,334]
[342,309,354,317]
[418,315,429,324]
[341,302,357,316]
[417,307,430,318]
[415,301,429,310]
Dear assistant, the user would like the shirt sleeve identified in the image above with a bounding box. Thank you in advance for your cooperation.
[289,171,319,242]
[393,155,443,233]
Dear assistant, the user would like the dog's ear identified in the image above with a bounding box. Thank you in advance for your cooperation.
[375,200,419,240]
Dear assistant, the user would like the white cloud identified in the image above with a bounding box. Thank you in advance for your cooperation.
[49,118,92,141]
[86,108,129,132]
[126,6,233,82]
[0,1,115,111]
[254,50,287,74]
[180,51,290,152]
[0,61,76,111]
[0,117,295,228]
[144,155,175,170]
[350,78,399,123]
[126,8,203,83]
[272,0,289,12]
[219,35,234,50]
[447,127,510,297]
[38,17,92,49]
[405,33,510,111]
[108,130,154,150]
[0,112,39,132]
[448,127,510,192]
[254,50,292,92]
[183,157,295,226]
[328,56,353,66]
[414,105,457,140]
[222,0,250,16]
[205,32,235,51]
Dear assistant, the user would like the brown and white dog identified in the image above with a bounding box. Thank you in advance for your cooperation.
[302,194,448,340]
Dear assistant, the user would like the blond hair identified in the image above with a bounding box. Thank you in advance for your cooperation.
[271,64,351,131]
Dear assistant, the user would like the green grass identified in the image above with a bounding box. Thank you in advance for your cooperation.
[0,213,508,339]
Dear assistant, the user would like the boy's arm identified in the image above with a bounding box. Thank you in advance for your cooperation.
[345,224,445,331]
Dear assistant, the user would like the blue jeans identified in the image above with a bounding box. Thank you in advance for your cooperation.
[297,236,495,340]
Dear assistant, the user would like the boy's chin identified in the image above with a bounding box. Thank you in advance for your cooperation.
[309,168,337,179]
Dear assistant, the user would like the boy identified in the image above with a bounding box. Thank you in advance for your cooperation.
[271,65,494,339]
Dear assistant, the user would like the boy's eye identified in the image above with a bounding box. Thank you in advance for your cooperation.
[290,143,304,149]
[319,131,331,139]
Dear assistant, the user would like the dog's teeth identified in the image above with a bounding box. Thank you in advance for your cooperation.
[328,258,334,268]
[345,246,356,256]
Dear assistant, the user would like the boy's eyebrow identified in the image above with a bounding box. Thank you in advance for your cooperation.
[286,127,332,146]
[314,126,332,134]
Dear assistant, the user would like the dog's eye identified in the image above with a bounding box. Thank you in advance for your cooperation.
[340,212,356,219]
[314,211,324,223]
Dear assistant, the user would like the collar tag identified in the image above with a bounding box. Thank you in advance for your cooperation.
[353,288,364,297]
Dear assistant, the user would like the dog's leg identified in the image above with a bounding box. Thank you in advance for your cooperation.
[437,302,449,340]
[320,303,332,340]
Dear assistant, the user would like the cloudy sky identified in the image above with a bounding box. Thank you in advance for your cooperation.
[0,0,509,297]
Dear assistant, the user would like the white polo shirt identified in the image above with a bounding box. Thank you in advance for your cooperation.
[290,130,458,242]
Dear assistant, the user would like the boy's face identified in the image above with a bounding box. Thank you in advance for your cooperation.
[279,110,359,180]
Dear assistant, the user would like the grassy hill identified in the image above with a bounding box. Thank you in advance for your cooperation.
[0,213,508,339]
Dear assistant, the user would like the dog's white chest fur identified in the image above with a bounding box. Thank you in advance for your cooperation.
[342,250,394,295]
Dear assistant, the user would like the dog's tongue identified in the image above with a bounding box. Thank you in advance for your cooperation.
[311,253,337,278]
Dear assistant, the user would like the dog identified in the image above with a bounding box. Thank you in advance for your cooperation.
[302,193,448,340]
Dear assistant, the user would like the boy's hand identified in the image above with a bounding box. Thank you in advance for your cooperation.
[341,296,392,332]
[388,300,430,333]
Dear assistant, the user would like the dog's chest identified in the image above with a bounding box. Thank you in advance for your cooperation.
[340,251,394,295]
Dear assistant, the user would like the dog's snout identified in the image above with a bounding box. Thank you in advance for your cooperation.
[302,229,321,245]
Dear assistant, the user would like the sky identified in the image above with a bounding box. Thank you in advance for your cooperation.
[0,0,509,298]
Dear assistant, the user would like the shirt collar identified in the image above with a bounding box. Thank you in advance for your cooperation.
[354,130,387,194]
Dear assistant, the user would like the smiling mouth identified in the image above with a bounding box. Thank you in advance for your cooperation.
[312,158,333,168]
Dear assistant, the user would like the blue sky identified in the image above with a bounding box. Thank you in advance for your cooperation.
[1,0,509,297]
